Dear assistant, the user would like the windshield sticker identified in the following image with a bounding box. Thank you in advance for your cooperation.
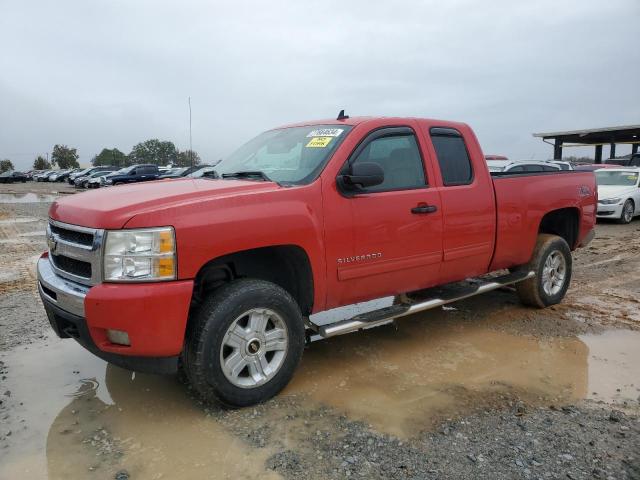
[306,128,344,138]
[306,137,333,148]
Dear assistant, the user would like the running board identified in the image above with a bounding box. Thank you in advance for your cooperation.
[318,270,535,338]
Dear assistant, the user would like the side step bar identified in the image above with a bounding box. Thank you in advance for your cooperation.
[318,270,535,338]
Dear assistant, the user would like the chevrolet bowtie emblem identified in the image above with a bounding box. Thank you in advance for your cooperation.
[47,232,58,254]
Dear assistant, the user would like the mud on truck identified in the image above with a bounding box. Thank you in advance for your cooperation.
[38,114,597,406]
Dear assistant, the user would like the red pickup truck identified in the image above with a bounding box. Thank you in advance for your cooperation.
[38,115,597,406]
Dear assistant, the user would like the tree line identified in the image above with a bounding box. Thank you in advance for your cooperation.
[1,140,201,172]
[91,140,200,168]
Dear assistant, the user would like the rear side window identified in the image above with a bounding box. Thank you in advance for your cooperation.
[430,128,473,186]
[351,133,426,192]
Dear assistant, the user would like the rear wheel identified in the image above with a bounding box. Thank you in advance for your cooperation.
[184,279,304,407]
[516,234,572,308]
[618,199,634,224]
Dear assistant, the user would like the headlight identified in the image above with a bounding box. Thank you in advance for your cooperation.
[103,227,176,282]
[598,198,621,205]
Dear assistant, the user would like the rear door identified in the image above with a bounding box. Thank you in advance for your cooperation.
[322,124,443,307]
[423,126,496,283]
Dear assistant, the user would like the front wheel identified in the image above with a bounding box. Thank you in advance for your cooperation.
[618,199,634,224]
[184,279,305,407]
[516,234,572,308]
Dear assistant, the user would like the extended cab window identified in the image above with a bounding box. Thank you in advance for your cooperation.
[350,133,426,192]
[430,128,473,186]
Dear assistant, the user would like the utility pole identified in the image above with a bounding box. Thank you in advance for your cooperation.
[188,97,193,167]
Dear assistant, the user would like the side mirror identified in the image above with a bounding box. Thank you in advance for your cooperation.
[338,162,384,191]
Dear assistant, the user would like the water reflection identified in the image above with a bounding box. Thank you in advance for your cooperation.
[286,318,590,437]
[45,365,280,479]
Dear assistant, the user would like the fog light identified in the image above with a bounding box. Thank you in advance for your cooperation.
[107,329,130,346]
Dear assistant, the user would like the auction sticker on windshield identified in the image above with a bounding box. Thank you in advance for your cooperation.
[306,128,344,138]
[306,137,333,148]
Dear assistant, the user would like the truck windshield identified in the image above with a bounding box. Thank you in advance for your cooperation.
[216,125,353,185]
[595,171,639,186]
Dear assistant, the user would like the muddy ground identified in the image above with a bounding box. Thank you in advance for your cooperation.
[0,181,639,479]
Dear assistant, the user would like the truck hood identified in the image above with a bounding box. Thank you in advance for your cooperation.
[49,178,280,229]
[597,185,637,201]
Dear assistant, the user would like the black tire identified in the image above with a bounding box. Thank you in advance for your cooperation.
[515,234,572,308]
[618,199,634,224]
[184,279,305,407]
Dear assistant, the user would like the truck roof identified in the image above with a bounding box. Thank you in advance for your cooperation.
[275,116,470,131]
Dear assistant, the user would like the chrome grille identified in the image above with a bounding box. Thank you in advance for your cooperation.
[47,219,105,286]
[49,223,94,246]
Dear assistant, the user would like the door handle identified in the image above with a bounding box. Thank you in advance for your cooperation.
[411,204,438,214]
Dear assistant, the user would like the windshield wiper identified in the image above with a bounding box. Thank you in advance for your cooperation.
[221,170,275,183]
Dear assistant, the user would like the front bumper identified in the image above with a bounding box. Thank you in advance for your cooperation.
[596,203,623,218]
[37,255,194,374]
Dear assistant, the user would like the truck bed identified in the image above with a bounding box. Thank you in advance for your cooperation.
[489,170,597,271]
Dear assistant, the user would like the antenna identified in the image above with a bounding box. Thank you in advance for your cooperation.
[337,109,349,120]
[188,97,193,167]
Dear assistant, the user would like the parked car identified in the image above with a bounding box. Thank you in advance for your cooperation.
[104,164,160,185]
[68,166,115,185]
[48,169,73,182]
[486,160,562,173]
[85,170,117,188]
[604,153,640,167]
[573,163,618,172]
[159,167,190,179]
[36,170,57,182]
[547,160,573,170]
[595,168,640,224]
[38,115,596,407]
[0,170,28,183]
[159,165,214,179]
[79,170,117,188]
[484,155,508,160]
[186,166,219,178]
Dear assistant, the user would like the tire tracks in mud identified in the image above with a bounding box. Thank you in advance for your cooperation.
[564,223,640,330]
[0,205,47,295]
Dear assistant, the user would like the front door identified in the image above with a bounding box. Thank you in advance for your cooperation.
[323,126,443,308]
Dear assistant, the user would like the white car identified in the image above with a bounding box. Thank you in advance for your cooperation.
[486,160,562,173]
[86,170,117,188]
[595,168,640,224]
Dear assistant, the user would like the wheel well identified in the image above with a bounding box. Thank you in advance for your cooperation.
[538,207,580,249]
[192,245,314,315]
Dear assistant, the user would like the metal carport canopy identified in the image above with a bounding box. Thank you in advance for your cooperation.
[532,124,640,162]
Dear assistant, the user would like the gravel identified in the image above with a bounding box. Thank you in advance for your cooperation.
[262,402,640,480]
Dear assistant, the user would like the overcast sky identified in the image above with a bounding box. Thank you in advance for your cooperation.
[1,0,639,170]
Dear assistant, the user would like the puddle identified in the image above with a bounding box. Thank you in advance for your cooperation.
[0,193,59,204]
[0,340,281,479]
[581,329,640,403]
[285,319,591,437]
[0,217,40,225]
[1,324,639,478]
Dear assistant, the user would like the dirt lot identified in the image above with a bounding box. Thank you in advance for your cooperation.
[1,181,639,480]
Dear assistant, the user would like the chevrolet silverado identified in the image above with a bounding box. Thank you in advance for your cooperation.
[38,114,597,406]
